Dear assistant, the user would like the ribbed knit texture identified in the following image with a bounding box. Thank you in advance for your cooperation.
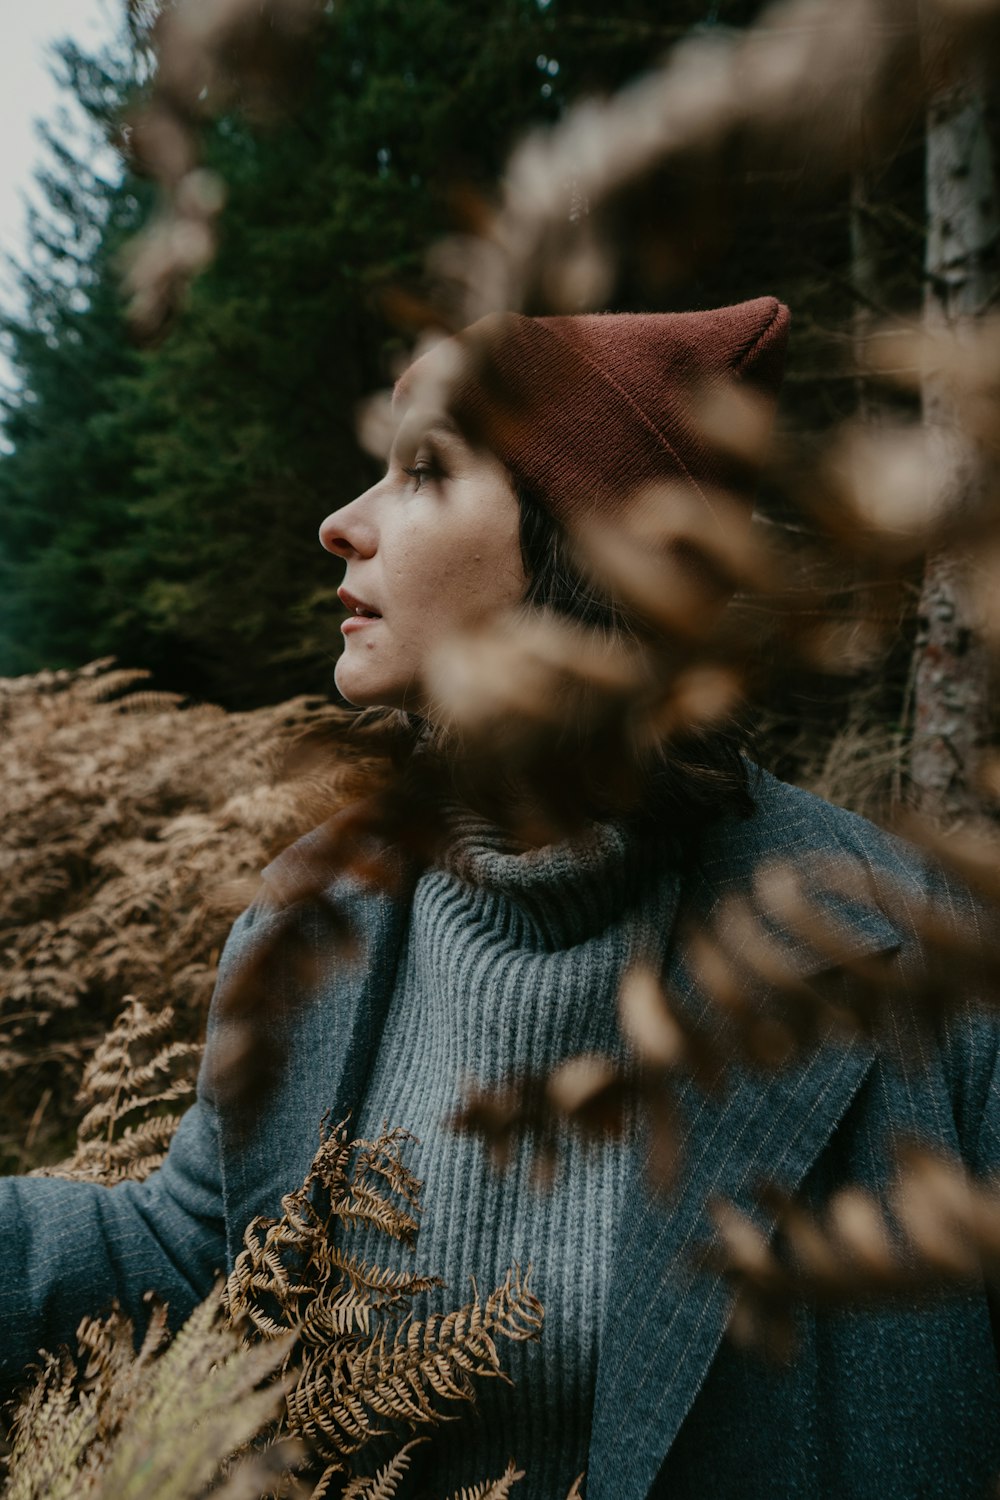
[352,810,681,1497]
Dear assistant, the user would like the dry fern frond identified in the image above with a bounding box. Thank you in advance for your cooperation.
[6,1120,543,1500]
[4,1288,294,1500]
[31,996,201,1185]
[222,1123,542,1492]
[340,1439,427,1500]
[90,1298,293,1500]
[112,690,188,714]
[0,659,359,1171]
[440,1459,526,1500]
[294,1266,543,1459]
[75,667,154,703]
[122,0,325,339]
[225,1124,435,1341]
[4,1350,97,1500]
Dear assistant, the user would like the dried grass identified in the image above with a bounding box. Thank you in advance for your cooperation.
[0,658,355,1171]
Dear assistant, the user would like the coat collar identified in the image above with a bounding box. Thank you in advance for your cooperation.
[586,868,901,1500]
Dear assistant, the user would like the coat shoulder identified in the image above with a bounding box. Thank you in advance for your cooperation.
[696,769,1000,1172]
[696,765,932,897]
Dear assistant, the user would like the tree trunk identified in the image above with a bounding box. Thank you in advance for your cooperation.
[910,65,998,824]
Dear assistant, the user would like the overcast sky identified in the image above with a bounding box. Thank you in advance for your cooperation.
[0,0,120,271]
[0,1,120,407]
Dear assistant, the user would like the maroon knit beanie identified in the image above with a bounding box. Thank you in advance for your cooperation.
[395,297,790,528]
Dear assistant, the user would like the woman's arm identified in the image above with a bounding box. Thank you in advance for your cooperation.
[0,900,265,1388]
[0,1086,226,1383]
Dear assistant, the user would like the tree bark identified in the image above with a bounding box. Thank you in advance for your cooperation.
[910,63,998,824]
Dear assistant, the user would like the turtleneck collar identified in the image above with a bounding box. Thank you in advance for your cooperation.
[437,804,675,950]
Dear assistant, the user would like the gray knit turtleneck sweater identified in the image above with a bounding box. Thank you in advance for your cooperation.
[352,810,680,1497]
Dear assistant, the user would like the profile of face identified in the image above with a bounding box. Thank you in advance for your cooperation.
[318,415,526,711]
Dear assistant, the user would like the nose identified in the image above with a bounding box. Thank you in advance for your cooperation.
[318,491,376,559]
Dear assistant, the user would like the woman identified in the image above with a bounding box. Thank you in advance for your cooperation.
[3,298,1000,1498]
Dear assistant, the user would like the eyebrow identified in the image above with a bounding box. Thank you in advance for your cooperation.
[415,418,459,444]
[390,416,461,463]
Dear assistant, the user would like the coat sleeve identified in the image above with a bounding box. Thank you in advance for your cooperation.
[941,1004,1000,1178]
[0,901,262,1389]
[927,865,1000,1370]
[932,868,1000,1179]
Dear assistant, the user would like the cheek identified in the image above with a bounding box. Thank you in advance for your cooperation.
[443,513,525,621]
[334,479,524,710]
[386,515,523,625]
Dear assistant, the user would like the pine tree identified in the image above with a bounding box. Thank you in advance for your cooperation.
[0,38,150,680]
[1,1,662,704]
[1,0,858,711]
[80,0,695,708]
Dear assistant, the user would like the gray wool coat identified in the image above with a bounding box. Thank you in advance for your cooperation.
[3,768,1000,1498]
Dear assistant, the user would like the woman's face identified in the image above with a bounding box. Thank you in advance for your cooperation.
[319,415,526,710]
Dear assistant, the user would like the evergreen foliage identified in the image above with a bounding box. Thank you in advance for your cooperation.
[1,1,720,709]
[0,0,946,756]
[0,41,148,682]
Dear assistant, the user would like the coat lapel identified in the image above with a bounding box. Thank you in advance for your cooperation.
[218,829,410,1260]
[587,879,902,1500]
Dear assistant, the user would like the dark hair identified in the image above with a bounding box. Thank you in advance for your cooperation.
[513,471,757,835]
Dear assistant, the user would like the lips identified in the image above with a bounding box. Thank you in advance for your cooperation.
[338,586,382,619]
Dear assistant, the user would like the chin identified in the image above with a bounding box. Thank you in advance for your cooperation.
[334,675,382,709]
[334,660,404,711]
